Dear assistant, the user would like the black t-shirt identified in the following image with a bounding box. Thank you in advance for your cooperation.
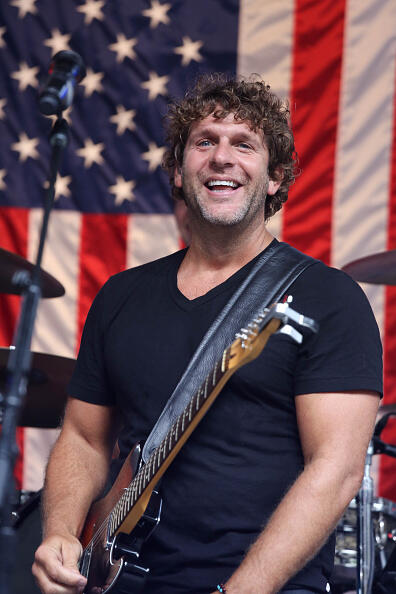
[69,241,383,593]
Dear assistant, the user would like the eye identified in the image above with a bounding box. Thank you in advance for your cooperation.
[237,142,253,150]
[197,139,213,147]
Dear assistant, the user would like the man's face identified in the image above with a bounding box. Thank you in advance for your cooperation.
[174,112,281,227]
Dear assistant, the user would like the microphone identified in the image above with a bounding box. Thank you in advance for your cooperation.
[38,50,86,116]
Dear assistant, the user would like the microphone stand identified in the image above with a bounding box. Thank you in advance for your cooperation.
[0,116,69,594]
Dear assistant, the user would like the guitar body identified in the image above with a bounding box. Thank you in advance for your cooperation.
[79,443,162,593]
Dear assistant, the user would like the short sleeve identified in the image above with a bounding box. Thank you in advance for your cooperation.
[68,284,115,405]
[292,265,383,397]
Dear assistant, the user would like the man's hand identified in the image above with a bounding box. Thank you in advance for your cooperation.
[32,534,87,594]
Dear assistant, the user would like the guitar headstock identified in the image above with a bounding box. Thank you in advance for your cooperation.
[227,299,318,371]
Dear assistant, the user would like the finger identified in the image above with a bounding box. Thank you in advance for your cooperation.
[33,564,85,594]
[34,544,86,590]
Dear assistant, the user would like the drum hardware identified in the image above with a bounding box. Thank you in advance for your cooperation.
[341,250,396,285]
[357,441,375,594]
[332,414,396,593]
[10,490,42,594]
[0,247,65,298]
[0,348,74,429]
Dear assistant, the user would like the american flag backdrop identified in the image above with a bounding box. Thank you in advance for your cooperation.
[0,0,395,500]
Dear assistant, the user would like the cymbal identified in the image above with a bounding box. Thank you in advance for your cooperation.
[0,348,75,428]
[0,248,65,298]
[342,250,396,285]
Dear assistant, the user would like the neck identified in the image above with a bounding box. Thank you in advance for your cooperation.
[186,217,273,270]
[177,217,274,300]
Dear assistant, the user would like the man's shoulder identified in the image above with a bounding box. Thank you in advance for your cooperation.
[103,248,186,293]
[288,253,375,321]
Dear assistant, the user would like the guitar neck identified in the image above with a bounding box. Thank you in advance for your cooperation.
[108,346,232,537]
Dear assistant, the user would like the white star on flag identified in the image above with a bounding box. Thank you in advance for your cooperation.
[11,132,40,162]
[11,62,39,91]
[0,169,6,191]
[0,98,6,120]
[0,26,6,48]
[77,0,105,25]
[80,68,104,97]
[141,71,169,100]
[109,34,137,63]
[44,29,72,54]
[10,0,37,18]
[109,176,135,205]
[76,138,105,168]
[110,106,136,135]
[44,173,72,200]
[142,0,171,28]
[142,142,166,172]
[46,106,73,126]
[54,174,72,200]
[174,36,203,66]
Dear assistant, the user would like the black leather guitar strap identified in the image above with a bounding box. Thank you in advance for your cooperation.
[142,240,317,463]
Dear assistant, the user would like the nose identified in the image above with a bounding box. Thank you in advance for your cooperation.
[209,139,234,168]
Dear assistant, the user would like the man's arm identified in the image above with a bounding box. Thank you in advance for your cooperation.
[32,397,120,594]
[213,390,380,594]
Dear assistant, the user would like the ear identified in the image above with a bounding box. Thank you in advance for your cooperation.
[267,167,283,196]
[174,165,182,188]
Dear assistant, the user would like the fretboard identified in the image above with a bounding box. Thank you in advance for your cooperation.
[108,346,231,536]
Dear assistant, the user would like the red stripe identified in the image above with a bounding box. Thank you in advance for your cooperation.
[0,207,30,489]
[77,214,128,350]
[378,64,396,499]
[282,0,345,264]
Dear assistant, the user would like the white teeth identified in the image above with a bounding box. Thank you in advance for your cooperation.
[207,180,239,188]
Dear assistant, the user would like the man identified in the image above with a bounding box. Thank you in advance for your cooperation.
[33,74,382,594]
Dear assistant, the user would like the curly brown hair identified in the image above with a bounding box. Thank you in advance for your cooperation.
[162,73,297,220]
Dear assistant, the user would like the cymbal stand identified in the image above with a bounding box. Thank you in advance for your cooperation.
[357,440,375,594]
[357,412,396,594]
[0,117,69,594]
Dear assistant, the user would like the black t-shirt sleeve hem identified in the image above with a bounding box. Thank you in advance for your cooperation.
[68,381,114,406]
[295,377,383,397]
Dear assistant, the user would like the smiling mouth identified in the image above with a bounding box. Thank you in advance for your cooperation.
[205,180,242,192]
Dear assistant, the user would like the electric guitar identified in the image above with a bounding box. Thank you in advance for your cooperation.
[78,300,317,593]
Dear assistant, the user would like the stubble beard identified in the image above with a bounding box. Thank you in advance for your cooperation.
[182,173,269,228]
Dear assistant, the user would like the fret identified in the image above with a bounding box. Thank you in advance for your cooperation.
[195,387,201,411]
[221,347,227,372]
[154,447,161,473]
[181,410,186,432]
[188,397,194,421]
[203,376,208,400]
[174,415,181,441]
[168,424,175,450]
[137,470,144,496]
[145,466,151,484]
[122,495,128,519]
[148,453,155,478]
[163,432,170,456]
[212,362,217,386]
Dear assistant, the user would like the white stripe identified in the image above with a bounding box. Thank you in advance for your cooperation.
[237,0,295,98]
[23,210,81,491]
[127,214,180,268]
[237,0,295,240]
[22,428,60,492]
[27,209,81,357]
[331,0,396,340]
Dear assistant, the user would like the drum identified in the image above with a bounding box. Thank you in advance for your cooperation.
[331,497,396,592]
[11,490,42,594]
